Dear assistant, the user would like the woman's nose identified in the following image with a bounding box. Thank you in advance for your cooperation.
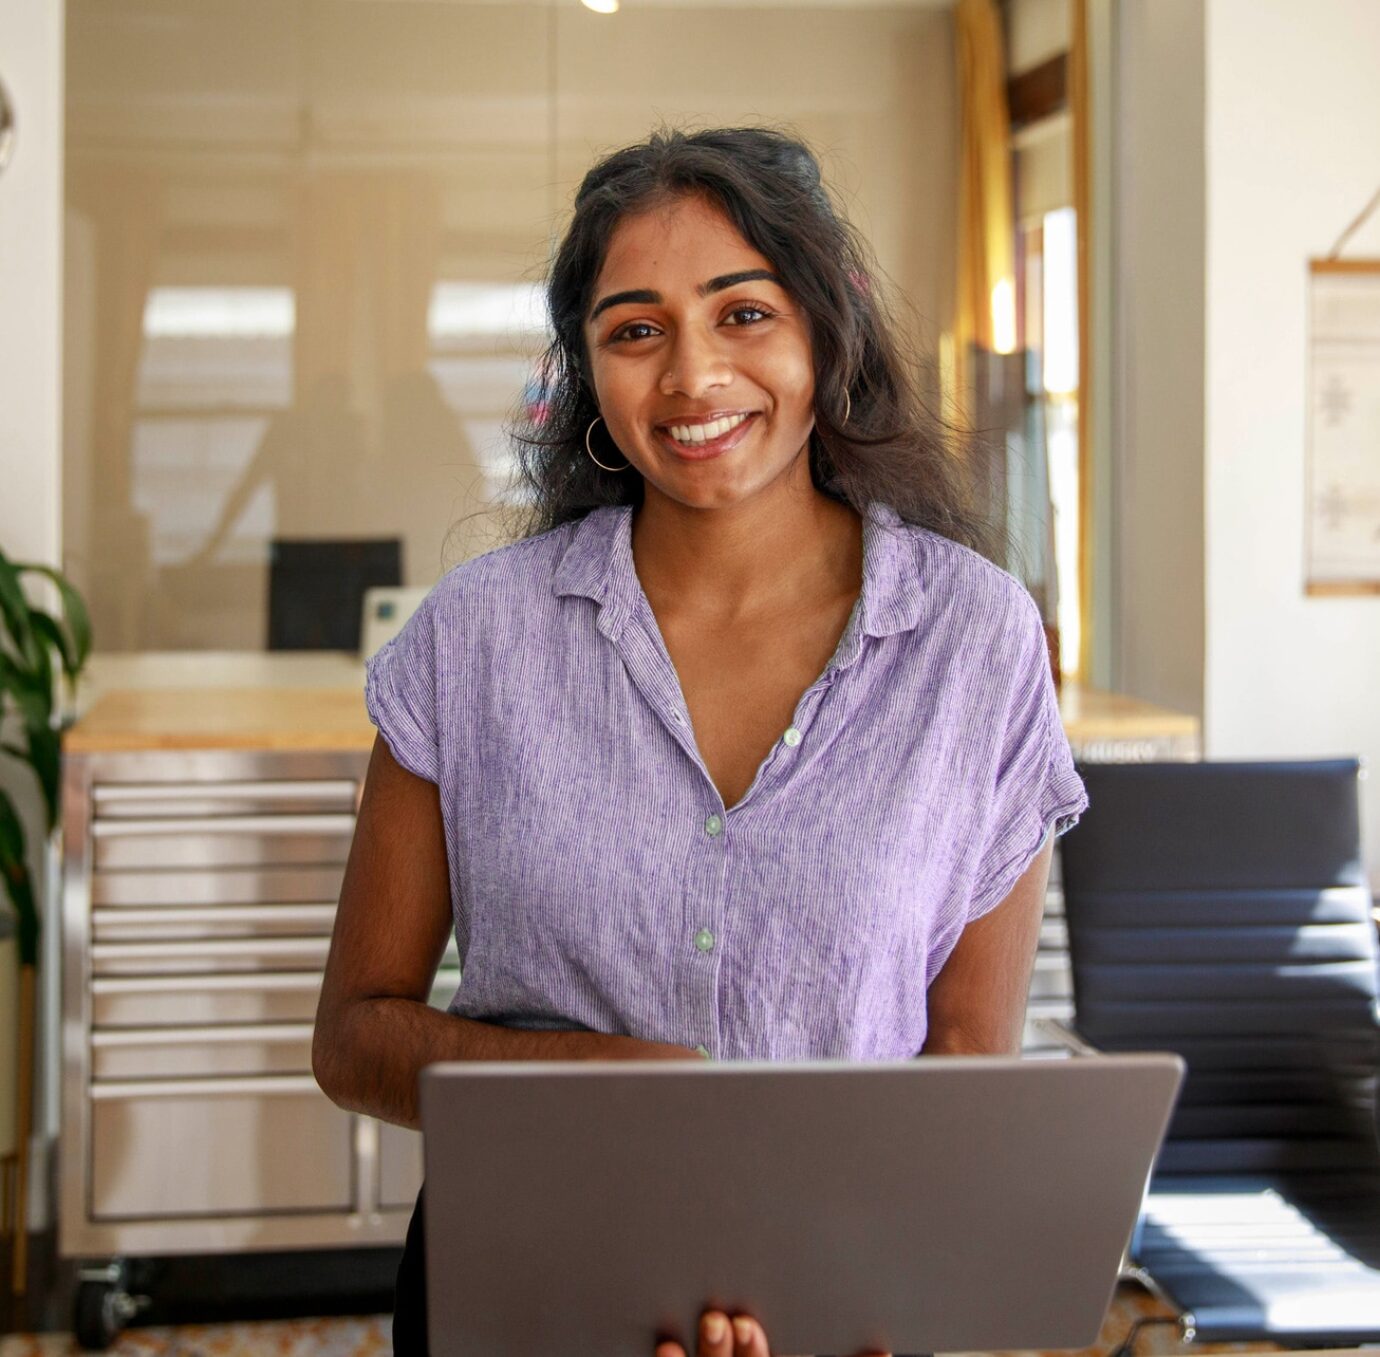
[658,327,732,399]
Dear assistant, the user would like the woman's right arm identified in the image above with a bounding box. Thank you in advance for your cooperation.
[312,733,697,1131]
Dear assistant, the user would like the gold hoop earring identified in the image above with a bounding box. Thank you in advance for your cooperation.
[842,390,851,426]
[585,416,630,473]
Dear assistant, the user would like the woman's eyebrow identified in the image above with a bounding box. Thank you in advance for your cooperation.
[700,268,783,296]
[589,288,658,322]
[588,269,784,322]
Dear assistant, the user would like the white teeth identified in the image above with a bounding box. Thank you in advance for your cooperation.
[666,412,749,445]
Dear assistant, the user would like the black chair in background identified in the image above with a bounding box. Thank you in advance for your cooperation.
[267,537,402,651]
[1058,759,1380,1352]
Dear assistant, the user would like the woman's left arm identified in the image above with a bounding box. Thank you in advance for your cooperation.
[920,833,1055,1056]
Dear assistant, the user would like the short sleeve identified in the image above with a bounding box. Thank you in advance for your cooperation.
[363,590,441,785]
[965,594,1089,923]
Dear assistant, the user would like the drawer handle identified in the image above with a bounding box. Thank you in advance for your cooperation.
[90,1074,323,1100]
[93,938,331,960]
[92,1023,315,1047]
[93,904,337,931]
[92,814,356,838]
[92,971,326,996]
[94,780,356,805]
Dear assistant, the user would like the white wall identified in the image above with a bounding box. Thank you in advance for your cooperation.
[1204,0,1380,881]
[0,0,65,1229]
[0,13,62,559]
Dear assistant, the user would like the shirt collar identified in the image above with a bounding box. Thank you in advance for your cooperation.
[554,499,925,653]
[552,505,638,641]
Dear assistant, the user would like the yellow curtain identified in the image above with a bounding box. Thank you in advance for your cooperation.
[952,0,1015,409]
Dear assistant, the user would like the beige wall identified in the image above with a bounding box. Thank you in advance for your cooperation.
[0,4,63,565]
[64,0,959,653]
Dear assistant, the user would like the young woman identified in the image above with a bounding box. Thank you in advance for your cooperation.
[313,126,1088,1357]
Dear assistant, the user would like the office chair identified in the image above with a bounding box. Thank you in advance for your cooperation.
[267,537,402,651]
[1057,759,1380,1350]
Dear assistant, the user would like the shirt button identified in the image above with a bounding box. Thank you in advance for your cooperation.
[671,711,686,725]
[783,726,803,747]
[704,813,724,837]
[695,1044,712,1060]
[694,928,715,952]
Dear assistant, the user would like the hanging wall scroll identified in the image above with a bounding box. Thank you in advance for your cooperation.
[1306,189,1380,595]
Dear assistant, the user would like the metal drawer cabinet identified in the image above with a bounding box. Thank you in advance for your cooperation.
[60,747,459,1341]
[89,1078,354,1219]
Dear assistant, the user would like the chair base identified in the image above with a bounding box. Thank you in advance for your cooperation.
[1132,1174,1380,1347]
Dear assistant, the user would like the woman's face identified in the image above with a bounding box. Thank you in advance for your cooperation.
[582,193,817,513]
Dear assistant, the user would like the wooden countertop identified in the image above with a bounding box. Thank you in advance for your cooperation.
[1053,681,1200,743]
[61,652,1200,754]
[63,653,374,754]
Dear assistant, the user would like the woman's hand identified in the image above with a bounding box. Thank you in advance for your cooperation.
[656,1309,892,1357]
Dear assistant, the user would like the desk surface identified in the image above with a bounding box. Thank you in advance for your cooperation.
[62,651,1200,755]
[65,653,371,754]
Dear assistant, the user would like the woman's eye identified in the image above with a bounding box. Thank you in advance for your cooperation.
[610,321,659,343]
[725,305,773,326]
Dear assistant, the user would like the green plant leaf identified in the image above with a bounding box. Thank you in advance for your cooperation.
[0,653,19,717]
[19,563,93,674]
[25,724,60,833]
[0,793,38,966]
[31,622,54,717]
[0,650,49,729]
[31,612,75,682]
[0,549,92,970]
[0,548,42,672]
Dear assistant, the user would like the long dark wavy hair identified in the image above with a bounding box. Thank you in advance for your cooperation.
[505,125,1001,561]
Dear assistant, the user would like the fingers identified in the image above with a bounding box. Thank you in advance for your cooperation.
[656,1317,889,1357]
[729,1315,767,1357]
[699,1309,734,1357]
[690,1309,768,1357]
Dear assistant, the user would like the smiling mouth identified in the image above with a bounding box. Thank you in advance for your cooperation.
[658,411,755,448]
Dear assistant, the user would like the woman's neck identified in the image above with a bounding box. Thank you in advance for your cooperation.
[629,474,863,628]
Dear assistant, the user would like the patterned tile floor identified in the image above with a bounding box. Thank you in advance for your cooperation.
[0,1285,1282,1357]
[0,1315,391,1357]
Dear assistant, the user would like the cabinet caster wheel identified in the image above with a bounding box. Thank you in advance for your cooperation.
[74,1262,151,1351]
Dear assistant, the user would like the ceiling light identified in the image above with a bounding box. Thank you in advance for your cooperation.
[582,0,619,12]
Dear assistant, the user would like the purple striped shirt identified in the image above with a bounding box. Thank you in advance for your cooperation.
[363,500,1087,1059]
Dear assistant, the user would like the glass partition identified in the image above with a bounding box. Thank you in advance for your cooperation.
[65,0,960,652]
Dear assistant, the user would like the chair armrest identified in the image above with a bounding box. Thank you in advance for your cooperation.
[1032,1016,1102,1057]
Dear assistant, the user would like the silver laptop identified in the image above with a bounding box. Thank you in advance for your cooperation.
[419,1054,1183,1357]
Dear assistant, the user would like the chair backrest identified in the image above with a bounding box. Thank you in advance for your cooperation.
[1060,759,1380,1177]
[267,537,402,651]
